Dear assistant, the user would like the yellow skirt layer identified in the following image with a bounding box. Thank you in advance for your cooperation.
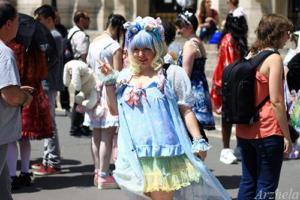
[139,154,201,193]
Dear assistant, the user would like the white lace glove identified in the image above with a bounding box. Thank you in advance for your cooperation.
[97,60,119,85]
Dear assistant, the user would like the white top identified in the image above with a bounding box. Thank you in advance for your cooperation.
[68,25,89,59]
[85,35,121,128]
[87,35,120,73]
[0,40,21,145]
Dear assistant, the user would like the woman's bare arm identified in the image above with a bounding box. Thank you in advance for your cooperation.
[113,48,123,71]
[182,41,196,77]
[105,85,118,115]
[179,105,207,160]
[267,54,292,153]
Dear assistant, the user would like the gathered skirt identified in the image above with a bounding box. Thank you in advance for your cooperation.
[139,154,201,193]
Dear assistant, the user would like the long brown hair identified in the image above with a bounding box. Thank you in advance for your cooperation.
[199,0,210,23]
[9,40,48,86]
[250,14,293,53]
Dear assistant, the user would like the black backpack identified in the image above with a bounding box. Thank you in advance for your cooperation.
[287,52,300,92]
[16,14,58,70]
[63,30,81,63]
[222,50,278,124]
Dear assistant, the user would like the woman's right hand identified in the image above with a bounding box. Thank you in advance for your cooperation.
[98,60,113,76]
[284,137,293,155]
[97,60,119,85]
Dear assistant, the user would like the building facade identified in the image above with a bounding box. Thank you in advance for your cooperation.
[11,0,299,34]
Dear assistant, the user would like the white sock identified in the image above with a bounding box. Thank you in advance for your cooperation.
[6,142,18,177]
[19,140,31,173]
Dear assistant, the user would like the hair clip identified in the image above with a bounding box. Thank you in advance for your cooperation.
[183,10,193,17]
[124,16,165,42]
[179,13,192,25]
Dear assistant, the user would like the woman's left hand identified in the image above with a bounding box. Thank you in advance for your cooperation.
[283,137,293,155]
[196,150,207,161]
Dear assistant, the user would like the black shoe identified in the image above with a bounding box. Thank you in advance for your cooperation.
[11,176,21,190]
[70,131,81,137]
[81,126,92,136]
[19,172,33,186]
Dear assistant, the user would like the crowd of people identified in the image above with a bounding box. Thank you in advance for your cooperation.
[0,0,299,200]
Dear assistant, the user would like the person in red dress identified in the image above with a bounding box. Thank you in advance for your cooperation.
[6,40,52,189]
[210,11,248,165]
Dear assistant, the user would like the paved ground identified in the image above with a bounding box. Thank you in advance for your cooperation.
[11,110,300,200]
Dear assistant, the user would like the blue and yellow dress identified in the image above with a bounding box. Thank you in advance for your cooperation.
[113,65,230,199]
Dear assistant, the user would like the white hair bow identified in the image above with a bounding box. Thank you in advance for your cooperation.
[232,7,245,18]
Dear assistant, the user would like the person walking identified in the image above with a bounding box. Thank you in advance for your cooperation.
[55,10,71,116]
[86,14,126,189]
[68,10,91,137]
[0,1,33,199]
[32,4,64,175]
[176,10,214,141]
[102,16,230,200]
[210,10,248,165]
[236,14,293,200]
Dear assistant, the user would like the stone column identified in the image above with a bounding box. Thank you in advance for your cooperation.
[16,0,50,16]
[113,0,134,21]
[240,0,274,43]
[274,0,288,16]
[97,0,114,31]
[134,0,150,18]
[72,0,101,30]
[56,0,75,28]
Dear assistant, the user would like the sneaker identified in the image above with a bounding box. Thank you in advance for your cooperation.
[19,172,33,186]
[31,163,44,170]
[33,165,60,176]
[81,126,92,137]
[98,175,119,189]
[11,176,22,190]
[70,130,82,137]
[233,146,242,161]
[220,148,238,164]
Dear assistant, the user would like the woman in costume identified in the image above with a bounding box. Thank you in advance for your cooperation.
[101,16,230,200]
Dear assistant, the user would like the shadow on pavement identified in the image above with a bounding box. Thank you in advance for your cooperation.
[217,175,241,190]
[12,174,94,193]
[13,158,95,194]
[29,158,82,167]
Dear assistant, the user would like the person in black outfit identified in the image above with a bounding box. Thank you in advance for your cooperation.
[68,11,91,137]
[55,10,71,115]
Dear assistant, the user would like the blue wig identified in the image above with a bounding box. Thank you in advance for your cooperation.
[124,16,167,74]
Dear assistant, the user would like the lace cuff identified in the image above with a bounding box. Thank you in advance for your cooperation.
[191,138,211,153]
[102,70,119,85]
